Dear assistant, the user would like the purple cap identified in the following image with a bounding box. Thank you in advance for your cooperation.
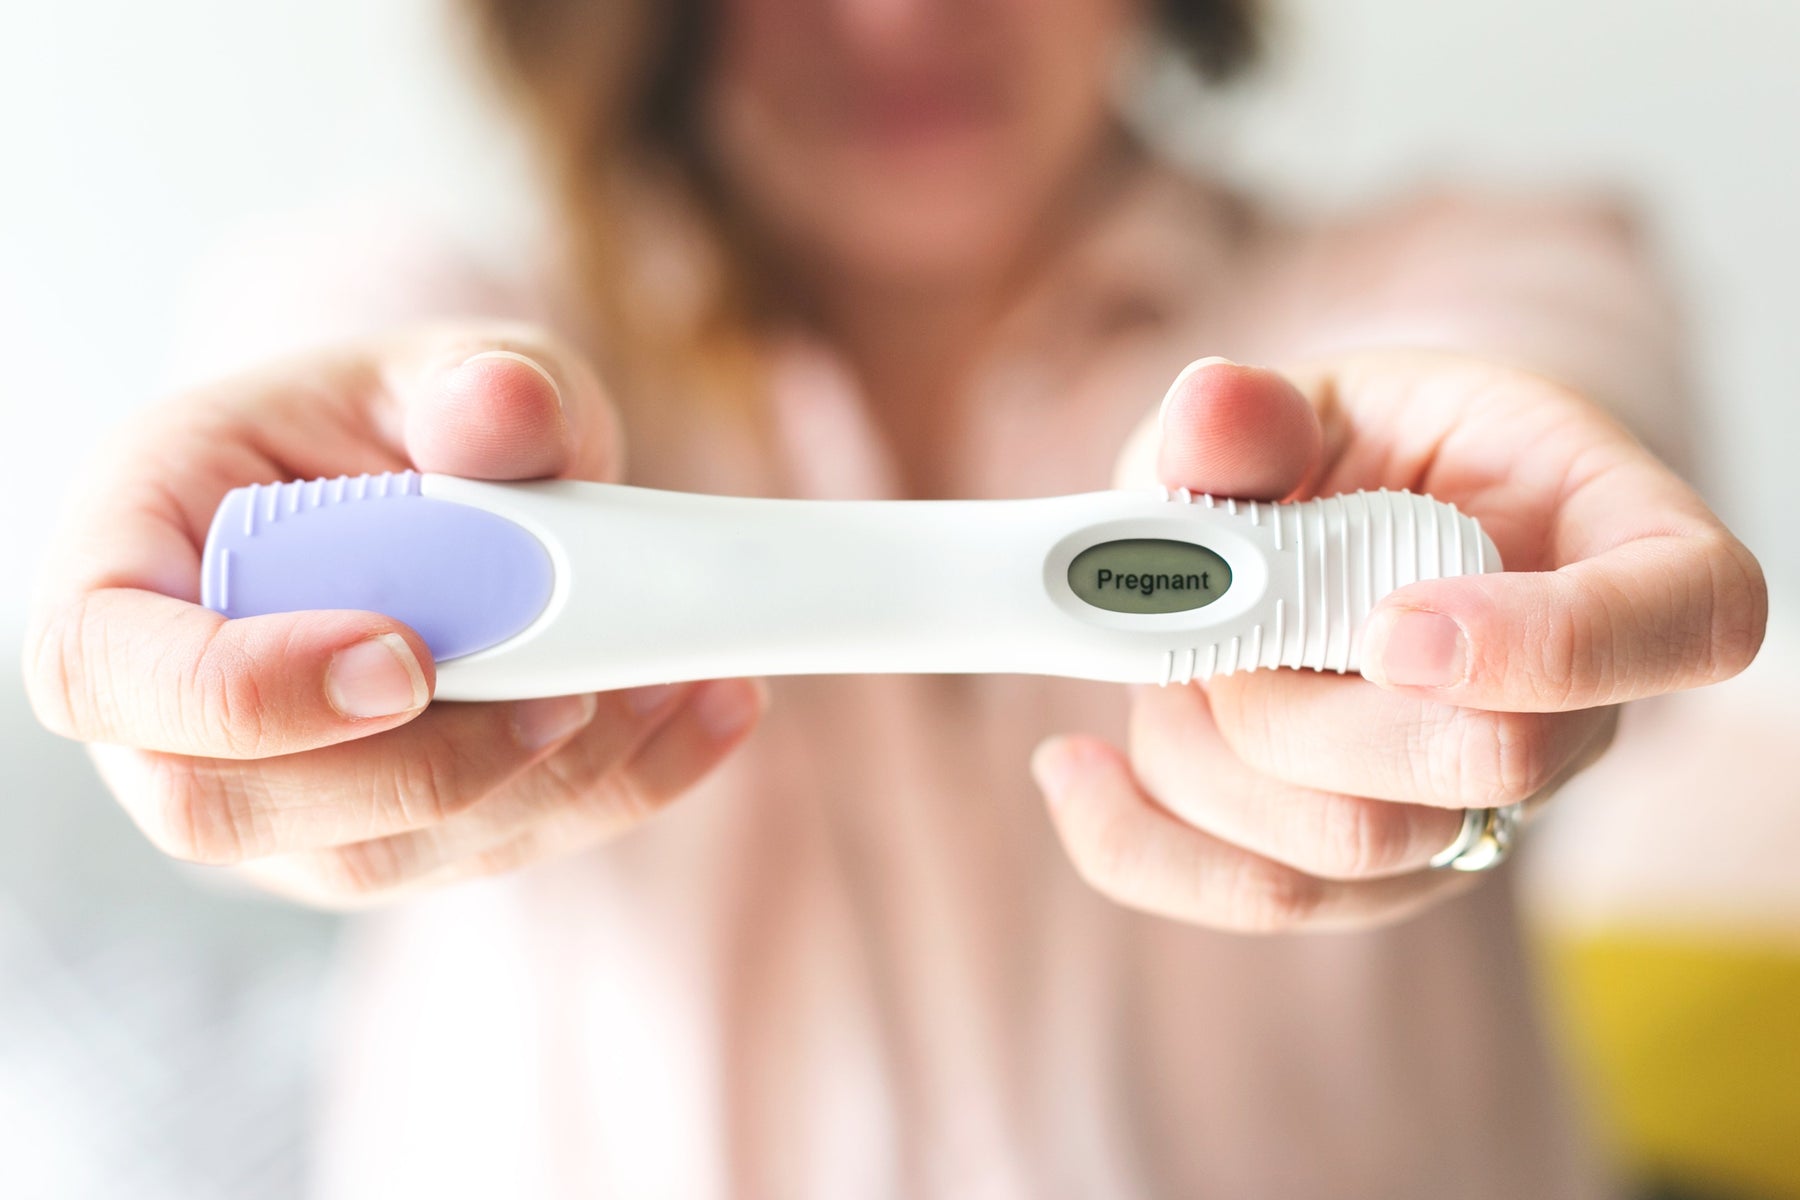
[200,472,553,662]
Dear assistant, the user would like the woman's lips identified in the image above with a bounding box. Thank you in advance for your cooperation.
[839,80,1004,147]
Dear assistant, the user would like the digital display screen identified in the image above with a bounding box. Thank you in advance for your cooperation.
[1067,538,1231,614]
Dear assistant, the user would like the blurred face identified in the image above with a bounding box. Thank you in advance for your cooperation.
[700,0,1144,292]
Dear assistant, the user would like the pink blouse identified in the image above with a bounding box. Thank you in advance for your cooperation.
[297,165,1664,1199]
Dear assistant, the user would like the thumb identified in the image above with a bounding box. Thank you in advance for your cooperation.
[399,326,622,483]
[25,589,435,759]
[1119,357,1323,500]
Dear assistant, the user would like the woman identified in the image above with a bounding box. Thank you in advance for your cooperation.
[23,1,1767,1195]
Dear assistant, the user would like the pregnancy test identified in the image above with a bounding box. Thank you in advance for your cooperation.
[200,471,1500,702]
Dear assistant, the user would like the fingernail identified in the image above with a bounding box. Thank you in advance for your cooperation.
[1159,356,1235,437]
[513,693,598,751]
[623,682,684,716]
[457,350,562,409]
[326,633,429,719]
[1030,738,1076,805]
[690,678,765,741]
[1365,609,1466,688]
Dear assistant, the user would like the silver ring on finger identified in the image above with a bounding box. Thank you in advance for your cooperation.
[1429,802,1526,873]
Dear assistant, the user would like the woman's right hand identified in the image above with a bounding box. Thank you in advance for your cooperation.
[22,323,767,907]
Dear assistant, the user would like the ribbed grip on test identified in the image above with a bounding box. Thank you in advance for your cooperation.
[1154,487,1500,684]
[200,471,556,661]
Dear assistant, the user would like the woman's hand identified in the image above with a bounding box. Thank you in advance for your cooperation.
[1031,352,1766,932]
[22,322,767,907]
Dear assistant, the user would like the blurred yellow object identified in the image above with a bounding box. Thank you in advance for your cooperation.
[1543,933,1800,1199]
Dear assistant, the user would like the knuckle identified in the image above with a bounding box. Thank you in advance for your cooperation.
[316,838,410,899]
[585,767,667,830]
[1214,858,1324,933]
[22,599,92,741]
[367,710,516,828]
[1064,806,1145,906]
[533,738,670,832]
[533,748,610,813]
[141,754,251,864]
[1453,710,1559,807]
[1539,580,1606,710]
[1307,792,1415,877]
[191,630,274,759]
[376,745,462,828]
[1494,568,1617,711]
[461,838,539,881]
[1210,686,1285,779]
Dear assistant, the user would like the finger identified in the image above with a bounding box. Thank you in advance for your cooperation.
[1155,358,1325,500]
[257,677,767,903]
[1194,668,1616,809]
[190,322,619,487]
[22,322,620,792]
[1358,523,1767,711]
[25,589,433,758]
[89,685,637,862]
[404,676,767,892]
[1032,735,1475,932]
[32,321,616,642]
[392,326,620,483]
[87,321,618,565]
[1128,681,1463,879]
[1259,352,1769,710]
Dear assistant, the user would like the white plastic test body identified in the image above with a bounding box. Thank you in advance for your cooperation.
[200,472,1501,701]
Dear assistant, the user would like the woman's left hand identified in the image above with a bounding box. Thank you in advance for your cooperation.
[1030,353,1767,932]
